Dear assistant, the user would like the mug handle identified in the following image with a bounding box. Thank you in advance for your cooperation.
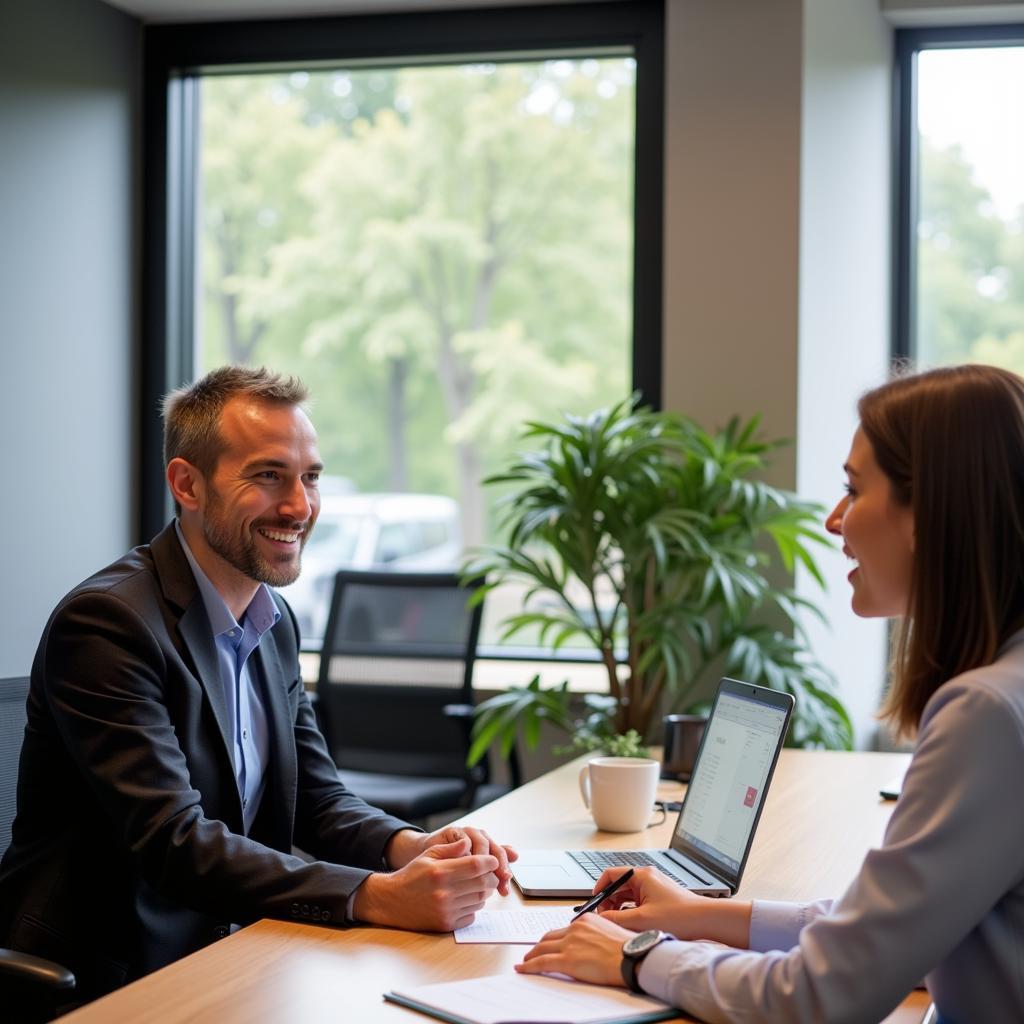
[579,764,591,809]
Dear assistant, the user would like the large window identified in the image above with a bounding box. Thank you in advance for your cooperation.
[897,26,1024,367]
[143,4,664,651]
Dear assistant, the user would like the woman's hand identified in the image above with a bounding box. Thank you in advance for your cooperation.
[516,913,634,987]
[593,866,752,948]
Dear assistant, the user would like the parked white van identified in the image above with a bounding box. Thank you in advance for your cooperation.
[279,492,462,641]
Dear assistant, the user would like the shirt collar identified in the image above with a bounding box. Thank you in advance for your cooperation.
[174,520,280,638]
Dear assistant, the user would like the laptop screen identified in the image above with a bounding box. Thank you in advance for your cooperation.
[670,684,791,880]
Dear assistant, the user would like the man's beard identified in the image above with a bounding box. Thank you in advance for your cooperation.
[203,488,307,588]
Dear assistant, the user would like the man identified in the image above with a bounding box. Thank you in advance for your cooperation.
[0,367,515,1002]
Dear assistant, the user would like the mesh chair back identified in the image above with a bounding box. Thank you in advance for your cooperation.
[317,572,483,778]
[0,677,30,859]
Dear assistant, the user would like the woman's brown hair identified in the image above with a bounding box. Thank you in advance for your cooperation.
[859,364,1024,736]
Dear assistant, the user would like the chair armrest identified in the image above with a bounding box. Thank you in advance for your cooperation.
[0,947,76,990]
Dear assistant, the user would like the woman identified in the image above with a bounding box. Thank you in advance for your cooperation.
[517,365,1024,1023]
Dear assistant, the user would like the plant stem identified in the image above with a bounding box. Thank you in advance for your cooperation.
[639,663,668,726]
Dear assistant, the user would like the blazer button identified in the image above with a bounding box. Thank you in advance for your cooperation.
[321,909,332,923]
[311,908,321,921]
[301,904,309,917]
[213,925,229,940]
[291,902,300,916]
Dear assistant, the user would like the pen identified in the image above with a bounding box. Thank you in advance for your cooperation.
[571,867,635,920]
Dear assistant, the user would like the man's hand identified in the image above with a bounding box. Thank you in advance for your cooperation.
[516,913,634,987]
[354,833,502,931]
[387,826,519,895]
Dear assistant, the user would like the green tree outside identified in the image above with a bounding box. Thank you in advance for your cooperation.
[917,138,1024,370]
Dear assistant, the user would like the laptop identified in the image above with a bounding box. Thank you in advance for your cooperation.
[511,678,795,898]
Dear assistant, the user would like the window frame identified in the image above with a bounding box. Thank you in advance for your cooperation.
[894,21,1024,362]
[140,0,666,542]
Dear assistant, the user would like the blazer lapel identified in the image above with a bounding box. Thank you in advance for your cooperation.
[254,633,297,846]
[177,599,235,762]
[151,523,235,769]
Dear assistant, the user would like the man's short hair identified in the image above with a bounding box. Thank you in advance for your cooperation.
[162,366,309,507]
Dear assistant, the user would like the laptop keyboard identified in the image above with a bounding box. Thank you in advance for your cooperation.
[568,849,693,886]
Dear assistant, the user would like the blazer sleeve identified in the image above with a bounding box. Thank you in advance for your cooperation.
[636,679,1024,1023]
[41,588,404,927]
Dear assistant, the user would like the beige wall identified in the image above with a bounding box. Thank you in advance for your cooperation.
[662,0,803,491]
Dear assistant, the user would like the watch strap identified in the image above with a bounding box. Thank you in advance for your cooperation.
[620,951,643,993]
[620,932,670,993]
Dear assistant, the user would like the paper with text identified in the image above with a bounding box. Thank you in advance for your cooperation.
[454,908,576,944]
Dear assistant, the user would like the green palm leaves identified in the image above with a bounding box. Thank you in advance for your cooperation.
[466,396,852,760]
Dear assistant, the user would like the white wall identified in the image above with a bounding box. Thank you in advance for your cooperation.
[0,0,141,677]
[797,0,894,746]
[662,0,803,492]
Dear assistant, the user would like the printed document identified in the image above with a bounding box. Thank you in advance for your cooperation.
[454,909,575,944]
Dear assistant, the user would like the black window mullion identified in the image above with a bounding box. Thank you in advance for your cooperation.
[892,31,917,363]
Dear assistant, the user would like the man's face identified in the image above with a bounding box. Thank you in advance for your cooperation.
[198,396,322,589]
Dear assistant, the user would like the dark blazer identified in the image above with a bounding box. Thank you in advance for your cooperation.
[0,523,410,1000]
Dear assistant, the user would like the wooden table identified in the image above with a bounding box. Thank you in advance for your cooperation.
[63,750,930,1024]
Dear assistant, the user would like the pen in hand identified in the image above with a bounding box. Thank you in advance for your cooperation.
[571,868,635,920]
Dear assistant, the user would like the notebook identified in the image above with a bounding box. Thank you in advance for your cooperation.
[511,678,794,899]
[385,972,675,1024]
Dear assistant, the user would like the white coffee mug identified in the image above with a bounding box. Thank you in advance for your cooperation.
[578,756,660,833]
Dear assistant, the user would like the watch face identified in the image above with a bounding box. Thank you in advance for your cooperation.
[623,929,662,957]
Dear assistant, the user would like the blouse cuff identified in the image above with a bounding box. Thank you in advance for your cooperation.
[753,897,831,950]
[636,938,685,1002]
[749,900,808,952]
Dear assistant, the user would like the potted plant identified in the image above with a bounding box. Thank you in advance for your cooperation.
[465,395,852,769]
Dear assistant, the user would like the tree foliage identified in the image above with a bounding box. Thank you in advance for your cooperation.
[918,138,1024,370]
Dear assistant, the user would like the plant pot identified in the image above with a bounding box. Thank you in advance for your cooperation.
[661,713,707,781]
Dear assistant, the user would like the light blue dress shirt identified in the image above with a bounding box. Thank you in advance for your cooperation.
[175,522,279,835]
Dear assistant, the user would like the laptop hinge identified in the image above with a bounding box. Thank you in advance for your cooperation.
[666,848,732,890]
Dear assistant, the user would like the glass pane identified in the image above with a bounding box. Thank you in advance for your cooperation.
[915,47,1024,369]
[196,59,636,645]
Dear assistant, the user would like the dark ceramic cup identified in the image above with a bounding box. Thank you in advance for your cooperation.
[661,713,707,781]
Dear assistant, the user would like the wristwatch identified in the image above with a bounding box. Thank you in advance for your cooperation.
[620,929,673,993]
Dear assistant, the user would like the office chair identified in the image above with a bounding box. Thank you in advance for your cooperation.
[315,571,520,824]
[0,676,76,1023]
